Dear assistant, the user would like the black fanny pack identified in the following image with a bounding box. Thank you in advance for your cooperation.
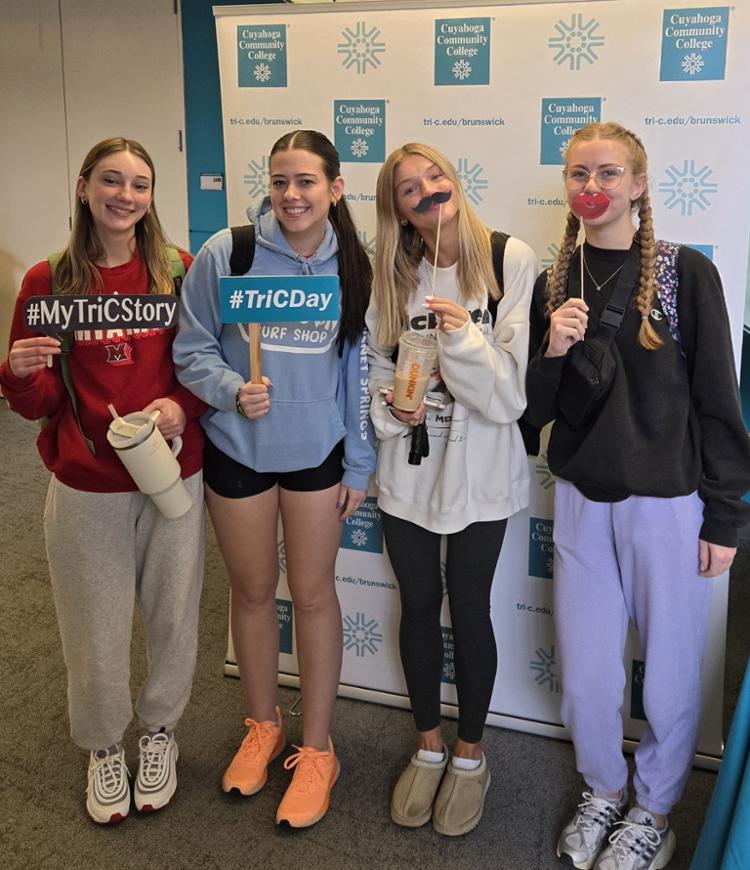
[556,244,640,430]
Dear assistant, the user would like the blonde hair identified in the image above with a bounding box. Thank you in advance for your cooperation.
[372,143,500,347]
[54,137,176,296]
[546,122,661,350]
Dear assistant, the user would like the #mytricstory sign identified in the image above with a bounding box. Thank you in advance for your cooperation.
[219,274,341,383]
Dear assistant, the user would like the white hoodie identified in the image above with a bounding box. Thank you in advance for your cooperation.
[366,236,537,533]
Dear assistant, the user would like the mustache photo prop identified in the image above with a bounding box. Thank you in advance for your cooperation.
[412,189,452,214]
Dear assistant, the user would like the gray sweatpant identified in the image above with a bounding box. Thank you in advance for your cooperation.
[553,480,711,816]
[43,473,205,750]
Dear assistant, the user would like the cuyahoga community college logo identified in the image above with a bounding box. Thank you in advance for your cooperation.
[276,598,293,654]
[334,100,386,164]
[434,18,491,86]
[659,8,729,81]
[529,645,560,693]
[237,24,287,88]
[658,160,718,215]
[338,21,385,75]
[340,497,383,553]
[342,611,383,657]
[529,518,554,580]
[540,99,601,166]
[548,14,605,70]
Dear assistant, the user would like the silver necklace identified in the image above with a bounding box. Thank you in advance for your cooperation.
[582,251,623,292]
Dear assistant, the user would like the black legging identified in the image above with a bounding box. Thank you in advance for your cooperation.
[381,512,508,744]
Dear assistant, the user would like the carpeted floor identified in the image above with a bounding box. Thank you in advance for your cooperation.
[1,402,748,870]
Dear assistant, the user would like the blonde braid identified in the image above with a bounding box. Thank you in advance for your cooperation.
[545,210,580,318]
[634,194,662,350]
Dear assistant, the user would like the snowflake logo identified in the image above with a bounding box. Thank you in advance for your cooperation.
[455,158,488,205]
[658,160,718,216]
[243,156,270,200]
[546,555,555,576]
[548,15,604,70]
[338,21,385,75]
[535,450,556,490]
[342,612,383,657]
[559,137,571,158]
[681,53,705,76]
[254,62,272,83]
[350,138,369,159]
[452,59,472,81]
[541,244,560,271]
[350,528,368,548]
[442,657,456,682]
[530,644,560,692]
[277,539,286,574]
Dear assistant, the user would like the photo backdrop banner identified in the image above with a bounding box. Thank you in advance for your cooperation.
[216,0,750,765]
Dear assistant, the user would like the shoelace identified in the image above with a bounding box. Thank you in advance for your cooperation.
[89,750,129,796]
[575,791,622,834]
[283,745,330,795]
[138,733,171,783]
[240,717,279,759]
[607,819,662,859]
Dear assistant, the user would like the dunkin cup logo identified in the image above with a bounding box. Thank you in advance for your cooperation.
[406,361,421,400]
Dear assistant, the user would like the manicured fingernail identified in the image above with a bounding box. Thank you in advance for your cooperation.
[425,295,434,300]
[335,503,343,509]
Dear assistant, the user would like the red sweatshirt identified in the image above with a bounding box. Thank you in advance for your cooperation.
[0,253,204,493]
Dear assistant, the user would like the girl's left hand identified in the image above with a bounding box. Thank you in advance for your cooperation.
[337,485,367,521]
[142,397,187,440]
[424,296,470,332]
[698,539,737,577]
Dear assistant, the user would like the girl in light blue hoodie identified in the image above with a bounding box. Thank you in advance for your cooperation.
[173,130,374,828]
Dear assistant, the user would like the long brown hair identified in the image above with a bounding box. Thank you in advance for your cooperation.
[54,137,175,296]
[546,122,661,350]
[270,130,372,353]
[371,143,500,348]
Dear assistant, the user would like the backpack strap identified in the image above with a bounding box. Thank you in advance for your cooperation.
[230,223,256,276]
[46,253,95,454]
[487,230,509,325]
[654,240,682,346]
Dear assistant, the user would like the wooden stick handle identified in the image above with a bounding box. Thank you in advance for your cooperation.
[248,322,262,384]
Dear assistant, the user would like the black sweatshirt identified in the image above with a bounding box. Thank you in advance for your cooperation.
[525,241,750,548]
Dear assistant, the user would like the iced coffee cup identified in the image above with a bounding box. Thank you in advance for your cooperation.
[392,331,438,412]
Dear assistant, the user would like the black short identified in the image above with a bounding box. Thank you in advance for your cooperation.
[203,436,344,499]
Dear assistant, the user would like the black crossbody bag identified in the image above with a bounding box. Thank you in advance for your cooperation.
[556,244,640,430]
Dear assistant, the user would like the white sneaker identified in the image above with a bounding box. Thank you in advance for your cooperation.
[557,790,628,869]
[134,731,178,813]
[86,746,130,824]
[595,807,676,870]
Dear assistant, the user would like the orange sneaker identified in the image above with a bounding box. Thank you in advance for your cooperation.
[275,738,340,827]
[222,707,285,796]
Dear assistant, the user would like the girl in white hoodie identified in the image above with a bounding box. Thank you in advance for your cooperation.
[366,143,537,836]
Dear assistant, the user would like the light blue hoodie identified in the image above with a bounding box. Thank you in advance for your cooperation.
[173,201,375,491]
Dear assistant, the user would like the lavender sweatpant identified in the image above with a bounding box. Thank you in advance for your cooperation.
[553,480,712,815]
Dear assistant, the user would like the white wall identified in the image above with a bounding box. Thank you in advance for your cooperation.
[0,0,188,357]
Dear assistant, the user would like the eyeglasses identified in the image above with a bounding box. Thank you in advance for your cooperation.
[562,166,626,191]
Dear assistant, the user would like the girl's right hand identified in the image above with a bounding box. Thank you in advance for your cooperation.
[545,298,589,358]
[237,376,272,419]
[8,336,61,377]
[383,389,427,426]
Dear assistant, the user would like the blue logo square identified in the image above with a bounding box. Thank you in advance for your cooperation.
[540,99,601,165]
[441,627,455,684]
[630,659,646,720]
[276,598,293,655]
[660,8,729,81]
[529,517,554,580]
[434,18,491,86]
[340,497,383,553]
[334,100,386,164]
[237,24,287,87]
